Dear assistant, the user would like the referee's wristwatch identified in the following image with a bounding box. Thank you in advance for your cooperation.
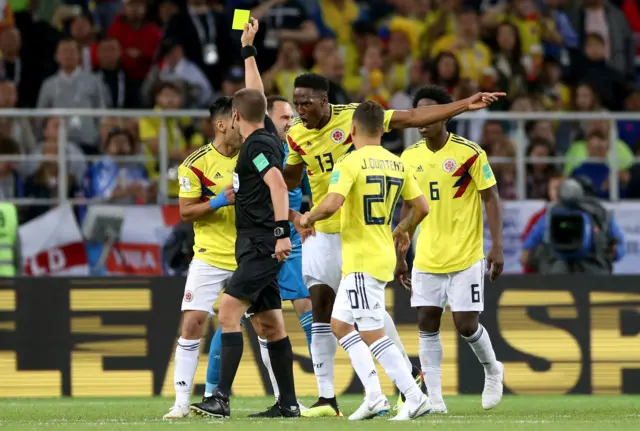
[274,220,290,239]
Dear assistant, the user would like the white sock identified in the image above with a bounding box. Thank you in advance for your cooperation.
[383,311,413,372]
[258,337,280,401]
[339,331,383,402]
[174,337,200,407]
[463,325,499,374]
[419,330,443,402]
[311,323,337,399]
[371,336,422,404]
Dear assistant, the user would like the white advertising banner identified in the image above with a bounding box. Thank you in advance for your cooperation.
[19,203,89,276]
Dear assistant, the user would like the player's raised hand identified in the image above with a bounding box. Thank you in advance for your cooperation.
[275,237,292,262]
[467,92,507,111]
[486,246,504,281]
[241,17,259,47]
[223,185,236,205]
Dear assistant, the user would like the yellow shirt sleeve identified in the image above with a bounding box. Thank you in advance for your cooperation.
[177,164,202,198]
[327,158,356,197]
[139,118,158,141]
[401,169,423,200]
[383,110,395,132]
[470,151,497,191]
[285,135,304,166]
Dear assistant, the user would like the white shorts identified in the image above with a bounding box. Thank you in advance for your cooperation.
[331,273,386,331]
[302,231,342,292]
[181,259,234,314]
[411,259,485,312]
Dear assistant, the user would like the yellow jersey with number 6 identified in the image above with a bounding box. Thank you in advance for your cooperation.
[286,104,394,233]
[328,146,422,282]
[178,144,238,271]
[401,133,496,274]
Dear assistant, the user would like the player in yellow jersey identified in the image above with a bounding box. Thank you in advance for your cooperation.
[299,101,431,421]
[284,72,505,416]
[395,85,505,414]
[164,97,240,419]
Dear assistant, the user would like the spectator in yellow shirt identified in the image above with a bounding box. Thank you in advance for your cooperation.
[420,0,461,51]
[139,82,195,197]
[386,16,419,94]
[481,0,562,55]
[263,40,307,101]
[431,9,491,84]
[311,37,337,74]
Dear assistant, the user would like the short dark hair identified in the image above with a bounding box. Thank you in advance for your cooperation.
[413,85,453,108]
[0,137,19,155]
[209,96,233,119]
[293,73,329,94]
[587,130,607,141]
[267,95,289,113]
[353,100,385,136]
[154,80,182,97]
[585,32,605,45]
[547,168,565,181]
[232,88,267,123]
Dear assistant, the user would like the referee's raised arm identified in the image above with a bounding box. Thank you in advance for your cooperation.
[240,18,264,95]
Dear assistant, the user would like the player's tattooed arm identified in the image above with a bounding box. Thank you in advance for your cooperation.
[300,193,344,228]
[393,198,428,289]
[388,92,506,129]
[480,185,504,281]
[241,18,265,95]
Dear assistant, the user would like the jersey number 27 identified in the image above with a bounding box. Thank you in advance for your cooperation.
[363,175,404,225]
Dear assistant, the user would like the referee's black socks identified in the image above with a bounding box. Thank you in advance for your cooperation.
[215,332,244,398]
[267,336,298,409]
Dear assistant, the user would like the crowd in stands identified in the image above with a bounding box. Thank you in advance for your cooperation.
[0,0,639,223]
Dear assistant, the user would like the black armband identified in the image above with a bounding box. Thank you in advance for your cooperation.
[274,220,290,239]
[241,45,258,60]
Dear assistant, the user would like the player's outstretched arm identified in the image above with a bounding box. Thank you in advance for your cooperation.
[480,185,504,280]
[241,18,264,95]
[300,193,344,228]
[388,92,506,129]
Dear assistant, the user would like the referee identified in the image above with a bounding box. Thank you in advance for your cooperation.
[202,88,300,419]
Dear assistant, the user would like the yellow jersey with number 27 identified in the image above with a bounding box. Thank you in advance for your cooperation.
[178,144,238,271]
[401,133,496,274]
[286,104,394,234]
[328,145,422,282]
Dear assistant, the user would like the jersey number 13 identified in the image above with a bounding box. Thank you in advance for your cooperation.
[363,175,404,225]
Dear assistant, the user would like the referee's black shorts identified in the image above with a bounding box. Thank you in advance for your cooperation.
[225,232,283,313]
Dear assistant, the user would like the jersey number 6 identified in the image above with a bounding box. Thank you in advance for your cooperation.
[363,175,404,225]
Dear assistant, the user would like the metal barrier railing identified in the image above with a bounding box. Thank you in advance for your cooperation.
[0,109,638,201]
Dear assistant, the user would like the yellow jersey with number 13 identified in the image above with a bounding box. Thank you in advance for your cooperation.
[178,144,238,271]
[328,146,422,282]
[401,133,496,274]
[286,104,394,233]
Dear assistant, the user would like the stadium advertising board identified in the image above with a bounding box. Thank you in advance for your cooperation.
[0,276,638,397]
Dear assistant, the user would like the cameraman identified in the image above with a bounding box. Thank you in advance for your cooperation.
[520,177,625,274]
[163,221,195,275]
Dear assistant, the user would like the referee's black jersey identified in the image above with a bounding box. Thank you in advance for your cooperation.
[233,116,285,233]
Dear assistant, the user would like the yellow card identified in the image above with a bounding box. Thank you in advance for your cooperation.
[232,9,250,31]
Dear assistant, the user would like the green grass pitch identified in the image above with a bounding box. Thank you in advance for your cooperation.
[0,396,639,430]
